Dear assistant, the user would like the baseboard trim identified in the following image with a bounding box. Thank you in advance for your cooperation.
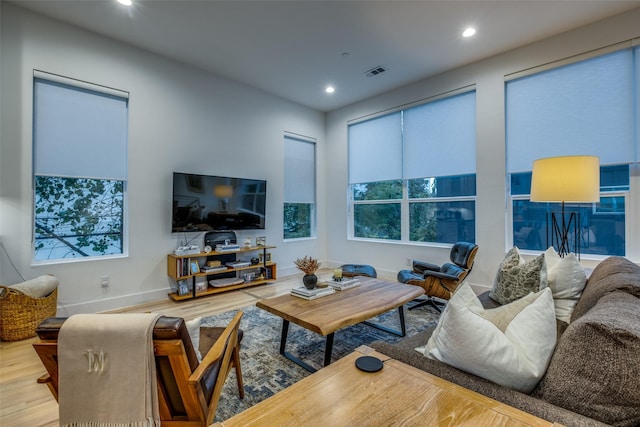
[56,288,170,316]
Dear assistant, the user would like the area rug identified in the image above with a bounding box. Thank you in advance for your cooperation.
[202,303,440,422]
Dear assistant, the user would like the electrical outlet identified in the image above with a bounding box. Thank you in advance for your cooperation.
[406,257,412,266]
[100,276,110,288]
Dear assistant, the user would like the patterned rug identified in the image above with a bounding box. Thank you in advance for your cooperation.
[203,303,440,422]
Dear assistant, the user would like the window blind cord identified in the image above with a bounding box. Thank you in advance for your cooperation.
[0,241,25,282]
[183,231,204,247]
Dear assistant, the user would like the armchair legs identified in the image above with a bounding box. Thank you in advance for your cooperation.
[232,345,244,399]
[409,297,445,312]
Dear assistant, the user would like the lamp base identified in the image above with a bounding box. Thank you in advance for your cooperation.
[547,206,580,259]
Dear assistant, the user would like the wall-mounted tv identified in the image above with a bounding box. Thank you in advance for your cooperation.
[172,172,266,232]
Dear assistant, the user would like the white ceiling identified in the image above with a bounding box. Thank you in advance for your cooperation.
[10,0,640,112]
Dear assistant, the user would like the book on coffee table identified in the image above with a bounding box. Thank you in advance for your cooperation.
[290,286,335,300]
[323,278,360,291]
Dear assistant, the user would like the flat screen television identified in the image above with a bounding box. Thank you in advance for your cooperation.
[172,172,266,232]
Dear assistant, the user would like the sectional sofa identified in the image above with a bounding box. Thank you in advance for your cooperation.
[372,256,640,427]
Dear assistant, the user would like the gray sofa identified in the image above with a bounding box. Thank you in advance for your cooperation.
[372,256,640,427]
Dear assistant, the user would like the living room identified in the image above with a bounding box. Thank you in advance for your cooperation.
[1,1,640,426]
[2,1,639,315]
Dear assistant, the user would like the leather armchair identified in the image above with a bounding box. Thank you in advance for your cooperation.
[398,242,479,311]
[33,312,244,426]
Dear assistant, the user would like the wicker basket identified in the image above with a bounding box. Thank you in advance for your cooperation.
[0,286,58,341]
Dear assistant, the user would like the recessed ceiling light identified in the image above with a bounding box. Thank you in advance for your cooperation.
[117,0,132,6]
[325,86,335,94]
[462,27,476,38]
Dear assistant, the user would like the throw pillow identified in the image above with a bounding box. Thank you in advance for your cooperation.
[490,246,547,305]
[185,317,202,361]
[417,282,557,393]
[543,247,587,323]
[9,275,59,298]
[532,291,640,426]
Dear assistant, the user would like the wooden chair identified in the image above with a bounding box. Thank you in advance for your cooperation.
[398,242,479,311]
[33,311,244,426]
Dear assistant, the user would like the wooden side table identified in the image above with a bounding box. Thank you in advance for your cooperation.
[213,345,557,427]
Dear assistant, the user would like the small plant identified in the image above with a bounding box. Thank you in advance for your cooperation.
[294,256,320,275]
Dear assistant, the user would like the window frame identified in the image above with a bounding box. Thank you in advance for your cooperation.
[31,72,129,264]
[283,133,317,241]
[504,42,638,258]
[348,89,477,246]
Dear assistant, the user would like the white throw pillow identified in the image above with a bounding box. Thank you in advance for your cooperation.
[416,283,557,393]
[543,247,587,323]
[9,275,59,298]
[186,317,203,361]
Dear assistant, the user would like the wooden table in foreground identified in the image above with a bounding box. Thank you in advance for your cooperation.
[213,345,559,427]
[256,277,424,371]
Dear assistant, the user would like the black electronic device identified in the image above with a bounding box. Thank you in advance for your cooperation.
[172,172,266,233]
[203,231,238,280]
[355,356,384,373]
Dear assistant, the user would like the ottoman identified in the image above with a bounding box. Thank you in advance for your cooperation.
[340,264,377,278]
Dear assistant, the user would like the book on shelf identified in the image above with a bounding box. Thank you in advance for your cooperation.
[290,286,335,300]
[176,258,190,277]
[216,244,241,252]
[323,278,360,290]
[226,261,252,268]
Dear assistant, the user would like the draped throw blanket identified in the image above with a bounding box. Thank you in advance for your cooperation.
[58,313,162,427]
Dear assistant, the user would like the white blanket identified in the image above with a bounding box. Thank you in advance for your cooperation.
[58,313,162,427]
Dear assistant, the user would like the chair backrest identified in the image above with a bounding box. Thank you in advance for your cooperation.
[33,313,242,427]
[449,241,479,270]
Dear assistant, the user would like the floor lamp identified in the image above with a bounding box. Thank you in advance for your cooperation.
[530,155,600,258]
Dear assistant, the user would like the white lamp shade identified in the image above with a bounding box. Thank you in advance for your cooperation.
[530,156,600,203]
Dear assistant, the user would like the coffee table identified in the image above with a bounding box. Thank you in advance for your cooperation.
[255,277,424,372]
[212,346,557,427]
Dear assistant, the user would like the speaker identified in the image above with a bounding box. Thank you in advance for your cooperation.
[204,231,237,279]
[204,231,237,248]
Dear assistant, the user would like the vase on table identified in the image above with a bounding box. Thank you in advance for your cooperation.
[303,274,318,290]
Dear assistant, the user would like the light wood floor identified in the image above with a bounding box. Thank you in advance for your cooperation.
[0,269,394,427]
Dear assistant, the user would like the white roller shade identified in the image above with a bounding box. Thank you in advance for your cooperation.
[34,77,128,180]
[348,112,402,184]
[506,49,635,173]
[403,91,476,179]
[284,135,315,203]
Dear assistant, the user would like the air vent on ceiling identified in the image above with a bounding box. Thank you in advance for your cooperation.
[363,66,387,78]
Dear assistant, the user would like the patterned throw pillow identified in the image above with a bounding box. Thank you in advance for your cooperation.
[490,247,547,305]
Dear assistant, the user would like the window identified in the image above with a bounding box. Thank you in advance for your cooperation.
[353,180,402,240]
[506,46,639,256]
[408,174,476,244]
[33,72,128,262]
[349,90,476,244]
[511,166,628,256]
[283,135,316,239]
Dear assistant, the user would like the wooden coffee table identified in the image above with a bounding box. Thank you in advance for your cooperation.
[255,277,424,372]
[212,346,557,427]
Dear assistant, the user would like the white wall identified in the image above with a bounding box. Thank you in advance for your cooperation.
[2,4,639,314]
[0,4,326,313]
[325,8,640,290]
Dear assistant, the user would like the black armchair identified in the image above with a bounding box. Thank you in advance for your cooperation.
[397,242,479,311]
